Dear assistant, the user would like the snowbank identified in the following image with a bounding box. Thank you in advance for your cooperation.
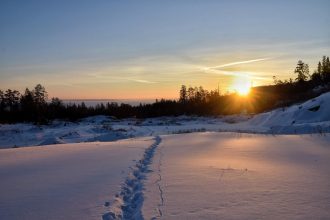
[249,92,330,126]
[248,92,330,133]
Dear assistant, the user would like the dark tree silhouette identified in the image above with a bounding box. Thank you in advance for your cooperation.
[294,60,309,82]
[20,88,36,121]
[33,84,48,105]
[179,85,187,103]
[0,56,329,124]
[4,89,20,112]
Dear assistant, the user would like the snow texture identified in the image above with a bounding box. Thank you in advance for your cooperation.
[102,136,161,220]
[0,92,330,220]
[0,137,153,220]
[142,132,330,220]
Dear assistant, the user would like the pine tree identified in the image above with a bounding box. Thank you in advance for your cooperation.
[4,89,20,111]
[294,60,309,82]
[325,57,330,73]
[33,84,48,105]
[323,56,330,82]
[317,61,322,74]
[311,71,322,83]
[187,86,195,101]
[322,56,327,72]
[20,88,36,121]
[179,85,187,103]
[0,90,4,112]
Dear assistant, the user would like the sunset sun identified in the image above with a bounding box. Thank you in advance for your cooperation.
[231,76,251,96]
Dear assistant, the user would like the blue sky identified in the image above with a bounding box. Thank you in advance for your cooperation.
[0,0,329,99]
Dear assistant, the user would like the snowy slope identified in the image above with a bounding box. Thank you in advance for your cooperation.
[247,92,330,133]
[0,137,154,220]
[142,133,330,220]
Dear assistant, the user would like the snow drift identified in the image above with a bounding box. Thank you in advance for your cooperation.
[248,92,330,133]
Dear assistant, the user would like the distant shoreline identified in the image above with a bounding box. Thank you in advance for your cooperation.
[62,99,157,107]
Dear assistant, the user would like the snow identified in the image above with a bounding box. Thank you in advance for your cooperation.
[0,137,154,220]
[102,136,162,220]
[142,133,330,220]
[1,92,330,149]
[0,92,330,219]
[248,92,330,133]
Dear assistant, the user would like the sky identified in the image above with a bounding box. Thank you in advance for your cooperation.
[0,0,329,99]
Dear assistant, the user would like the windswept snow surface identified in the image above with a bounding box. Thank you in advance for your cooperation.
[0,137,154,220]
[1,92,330,149]
[143,132,330,220]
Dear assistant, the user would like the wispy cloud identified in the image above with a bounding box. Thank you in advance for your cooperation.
[204,57,272,71]
[129,79,157,84]
[83,73,158,84]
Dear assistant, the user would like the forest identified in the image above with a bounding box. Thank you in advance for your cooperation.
[1,56,330,124]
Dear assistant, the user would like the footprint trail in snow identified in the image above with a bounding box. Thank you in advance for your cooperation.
[103,136,162,220]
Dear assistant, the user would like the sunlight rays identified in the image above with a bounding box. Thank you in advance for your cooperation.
[231,75,252,96]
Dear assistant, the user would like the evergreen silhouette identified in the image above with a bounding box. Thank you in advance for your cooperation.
[0,56,329,124]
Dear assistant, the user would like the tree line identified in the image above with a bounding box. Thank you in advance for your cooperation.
[252,55,330,112]
[1,56,329,124]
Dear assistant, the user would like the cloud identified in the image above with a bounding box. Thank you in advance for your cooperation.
[83,73,158,84]
[199,57,274,82]
[203,57,272,71]
[129,79,157,84]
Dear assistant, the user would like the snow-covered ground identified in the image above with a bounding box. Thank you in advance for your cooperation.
[0,137,154,220]
[2,133,328,220]
[1,92,330,149]
[142,133,330,219]
[0,92,330,219]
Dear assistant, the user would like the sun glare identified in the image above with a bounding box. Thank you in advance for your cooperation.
[231,76,251,96]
